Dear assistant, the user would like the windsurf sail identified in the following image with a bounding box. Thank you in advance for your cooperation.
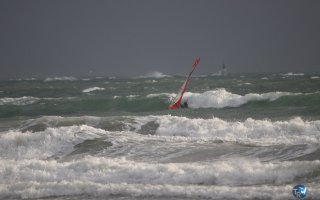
[168,58,200,110]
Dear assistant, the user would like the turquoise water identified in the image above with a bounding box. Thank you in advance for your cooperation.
[0,73,320,199]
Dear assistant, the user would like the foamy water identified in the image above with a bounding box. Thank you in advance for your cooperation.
[183,89,298,108]
[1,116,320,199]
[1,74,320,199]
[0,96,40,106]
[82,87,105,93]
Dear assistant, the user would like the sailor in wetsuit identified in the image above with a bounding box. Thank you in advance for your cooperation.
[180,101,188,109]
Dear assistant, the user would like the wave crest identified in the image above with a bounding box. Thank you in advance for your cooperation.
[0,96,40,106]
[0,125,103,160]
[183,89,298,108]
[151,115,320,145]
[44,76,77,82]
[82,87,105,93]
[1,156,319,199]
[136,71,170,79]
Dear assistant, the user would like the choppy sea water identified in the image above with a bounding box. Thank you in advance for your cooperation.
[0,73,320,200]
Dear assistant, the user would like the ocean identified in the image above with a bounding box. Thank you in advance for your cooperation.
[0,73,320,200]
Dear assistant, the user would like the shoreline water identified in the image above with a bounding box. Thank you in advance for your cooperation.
[1,74,319,199]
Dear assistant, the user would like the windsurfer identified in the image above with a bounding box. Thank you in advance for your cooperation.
[180,101,188,108]
[168,57,200,110]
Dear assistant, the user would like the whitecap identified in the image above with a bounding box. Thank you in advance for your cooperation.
[1,156,319,199]
[0,125,103,160]
[135,71,171,79]
[120,115,320,145]
[82,87,105,93]
[0,96,40,106]
[44,77,78,82]
[126,94,139,98]
[281,72,305,76]
[183,88,299,108]
[146,93,176,98]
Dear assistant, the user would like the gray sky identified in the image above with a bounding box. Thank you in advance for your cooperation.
[1,0,320,79]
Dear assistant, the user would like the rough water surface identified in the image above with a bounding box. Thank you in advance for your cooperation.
[1,74,320,200]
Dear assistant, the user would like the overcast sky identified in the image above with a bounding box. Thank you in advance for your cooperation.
[0,0,320,79]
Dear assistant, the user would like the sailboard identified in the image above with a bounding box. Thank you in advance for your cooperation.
[168,58,200,110]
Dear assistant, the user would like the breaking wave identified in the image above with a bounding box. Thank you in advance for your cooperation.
[139,115,320,145]
[182,89,301,108]
[1,115,320,199]
[82,87,105,93]
[44,76,78,82]
[147,89,308,109]
[146,93,176,98]
[0,125,103,160]
[135,71,171,79]
[10,115,320,146]
[281,72,305,76]
[0,96,40,106]
[1,157,319,199]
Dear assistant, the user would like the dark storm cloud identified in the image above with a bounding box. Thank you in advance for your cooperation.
[0,0,320,79]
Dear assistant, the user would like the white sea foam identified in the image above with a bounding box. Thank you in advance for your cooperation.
[281,72,305,76]
[0,97,78,106]
[0,96,40,106]
[146,93,176,98]
[182,89,298,108]
[136,71,171,79]
[146,115,320,145]
[146,89,304,108]
[1,116,320,199]
[237,82,252,86]
[126,94,139,98]
[0,125,103,160]
[311,76,319,79]
[82,87,105,93]
[0,156,319,199]
[14,115,320,146]
[44,76,78,82]
[145,79,158,83]
[130,115,320,146]
[17,78,37,81]
[0,182,306,200]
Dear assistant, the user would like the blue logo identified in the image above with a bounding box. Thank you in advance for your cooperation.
[292,184,308,199]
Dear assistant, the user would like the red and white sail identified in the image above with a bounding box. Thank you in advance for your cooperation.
[168,58,200,110]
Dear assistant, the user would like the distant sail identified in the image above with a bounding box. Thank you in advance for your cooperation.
[168,58,200,110]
